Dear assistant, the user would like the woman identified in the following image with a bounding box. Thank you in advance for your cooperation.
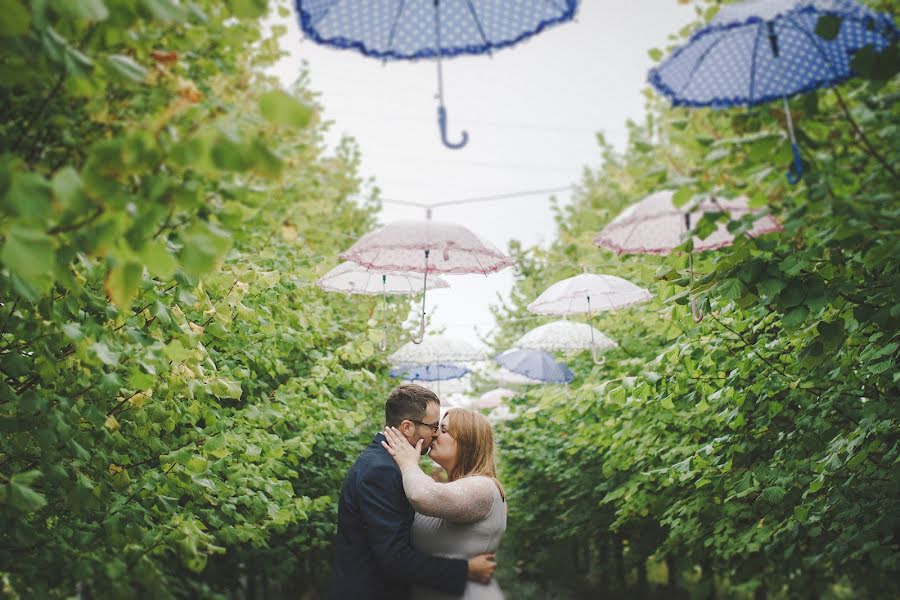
[381,408,507,600]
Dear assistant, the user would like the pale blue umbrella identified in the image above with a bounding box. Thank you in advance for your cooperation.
[648,0,897,182]
[390,363,470,381]
[295,0,579,149]
[495,349,574,384]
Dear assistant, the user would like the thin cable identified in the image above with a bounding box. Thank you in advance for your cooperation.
[376,185,575,209]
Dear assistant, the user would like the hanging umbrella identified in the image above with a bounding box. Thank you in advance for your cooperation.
[444,393,476,408]
[487,404,517,423]
[486,365,546,386]
[595,191,781,255]
[515,319,618,355]
[341,219,513,342]
[317,261,450,350]
[527,273,649,364]
[389,334,487,365]
[296,0,579,149]
[648,0,897,183]
[476,387,516,409]
[390,363,470,381]
[496,349,574,384]
[418,375,471,395]
[595,190,782,321]
[528,274,651,315]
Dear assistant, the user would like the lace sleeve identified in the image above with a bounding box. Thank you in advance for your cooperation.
[399,468,496,523]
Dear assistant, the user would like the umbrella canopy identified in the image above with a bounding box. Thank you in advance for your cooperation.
[317,261,449,295]
[417,376,471,395]
[341,219,513,276]
[342,219,513,343]
[595,191,782,255]
[487,404,517,423]
[390,363,470,381]
[443,393,476,409]
[296,0,579,148]
[389,334,486,366]
[476,388,516,409]
[515,319,618,354]
[648,0,897,182]
[486,365,546,386]
[496,349,574,384]
[527,273,651,316]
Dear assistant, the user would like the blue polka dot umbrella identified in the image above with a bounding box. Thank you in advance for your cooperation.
[648,0,896,183]
[295,0,579,149]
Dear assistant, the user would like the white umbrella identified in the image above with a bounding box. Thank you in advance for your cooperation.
[487,405,517,424]
[515,320,617,355]
[389,334,486,366]
[340,219,514,342]
[476,388,516,409]
[594,191,781,322]
[416,376,471,396]
[317,262,451,350]
[317,261,450,296]
[527,273,650,364]
[444,393,476,409]
[486,365,547,386]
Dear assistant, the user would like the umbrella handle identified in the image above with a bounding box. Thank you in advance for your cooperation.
[591,345,606,366]
[786,142,803,185]
[438,105,468,150]
[690,295,704,323]
[411,250,429,344]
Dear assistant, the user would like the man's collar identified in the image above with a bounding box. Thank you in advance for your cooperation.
[372,432,386,445]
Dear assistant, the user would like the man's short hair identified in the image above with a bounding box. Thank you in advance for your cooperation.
[385,384,440,428]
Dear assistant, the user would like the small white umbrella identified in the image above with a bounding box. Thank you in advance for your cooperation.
[486,365,547,386]
[515,319,617,357]
[444,393,476,409]
[340,219,514,342]
[476,388,516,409]
[389,334,486,366]
[417,376,471,396]
[594,191,781,321]
[317,262,450,350]
[487,404,517,423]
[527,273,650,364]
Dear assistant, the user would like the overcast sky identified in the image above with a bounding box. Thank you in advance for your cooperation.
[270,1,696,348]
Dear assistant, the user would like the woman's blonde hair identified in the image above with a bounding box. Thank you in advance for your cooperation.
[444,408,505,500]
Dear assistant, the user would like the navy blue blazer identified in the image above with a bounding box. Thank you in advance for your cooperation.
[326,433,468,599]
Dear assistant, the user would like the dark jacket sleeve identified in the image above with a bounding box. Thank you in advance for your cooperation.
[358,463,468,596]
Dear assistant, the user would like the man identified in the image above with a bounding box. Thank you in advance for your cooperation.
[326,384,497,599]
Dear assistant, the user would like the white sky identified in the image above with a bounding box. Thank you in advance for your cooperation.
[270,1,696,347]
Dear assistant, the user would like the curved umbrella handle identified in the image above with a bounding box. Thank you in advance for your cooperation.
[786,142,803,185]
[438,106,468,150]
[690,295,704,323]
[591,345,606,366]
[411,318,426,345]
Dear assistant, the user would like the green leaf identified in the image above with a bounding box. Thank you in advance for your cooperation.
[105,54,148,84]
[648,48,663,61]
[140,0,188,22]
[0,0,30,37]
[7,470,46,512]
[4,171,53,221]
[259,90,312,129]
[1,228,56,297]
[814,15,841,41]
[51,0,109,21]
[140,241,177,279]
[178,222,231,277]
[672,187,693,208]
[227,0,268,19]
[51,167,87,212]
[105,261,142,307]
[91,341,120,366]
[716,278,745,301]
[782,306,809,329]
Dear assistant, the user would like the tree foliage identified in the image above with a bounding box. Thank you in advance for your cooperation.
[0,1,398,597]
[492,2,899,597]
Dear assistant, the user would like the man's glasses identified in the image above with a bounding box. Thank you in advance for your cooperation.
[408,420,440,433]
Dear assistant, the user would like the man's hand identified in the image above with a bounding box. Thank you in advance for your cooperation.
[466,553,497,584]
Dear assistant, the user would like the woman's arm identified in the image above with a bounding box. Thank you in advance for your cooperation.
[400,466,495,523]
[380,426,496,523]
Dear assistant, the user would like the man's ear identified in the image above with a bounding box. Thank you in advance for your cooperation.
[397,420,415,438]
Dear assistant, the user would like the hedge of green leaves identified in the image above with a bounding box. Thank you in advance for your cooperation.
[492,3,899,598]
[0,1,397,597]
